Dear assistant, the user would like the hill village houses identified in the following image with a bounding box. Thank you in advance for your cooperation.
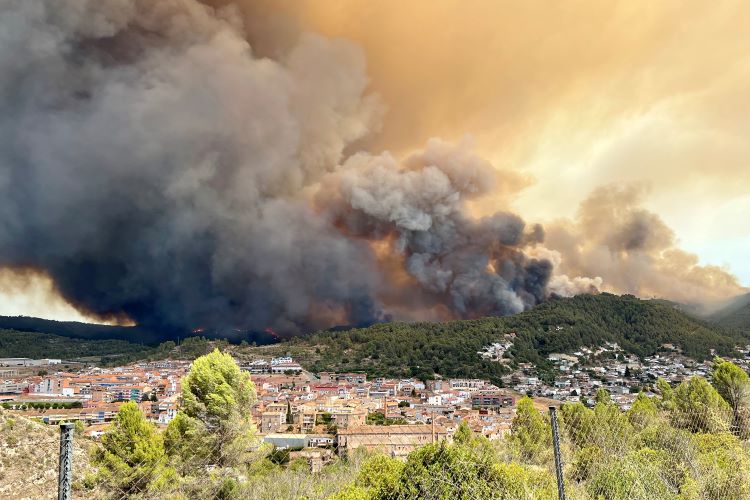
[3,340,750,468]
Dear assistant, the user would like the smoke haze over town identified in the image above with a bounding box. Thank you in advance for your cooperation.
[0,0,748,334]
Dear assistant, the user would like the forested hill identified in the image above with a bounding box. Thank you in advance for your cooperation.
[0,315,279,345]
[502,293,744,360]
[0,315,164,343]
[3,293,746,381]
[285,293,749,382]
[709,293,750,331]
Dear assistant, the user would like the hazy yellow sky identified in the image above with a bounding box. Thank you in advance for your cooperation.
[2,0,749,323]
[246,0,750,284]
[0,268,101,322]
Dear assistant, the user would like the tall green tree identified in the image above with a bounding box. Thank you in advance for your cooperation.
[711,357,750,437]
[627,392,659,430]
[166,349,257,468]
[671,376,731,433]
[454,420,473,445]
[510,397,550,462]
[594,388,611,405]
[286,400,293,425]
[92,401,174,495]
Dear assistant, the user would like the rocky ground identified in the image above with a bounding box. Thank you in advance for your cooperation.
[0,409,98,500]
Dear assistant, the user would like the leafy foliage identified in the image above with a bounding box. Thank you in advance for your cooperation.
[712,356,750,437]
[366,411,408,426]
[542,369,750,499]
[671,376,731,433]
[332,439,557,500]
[510,397,551,463]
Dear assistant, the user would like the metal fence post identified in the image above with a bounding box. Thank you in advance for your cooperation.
[549,407,566,500]
[58,423,74,500]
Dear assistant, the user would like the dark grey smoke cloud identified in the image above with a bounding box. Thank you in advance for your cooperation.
[0,0,554,333]
[320,139,551,318]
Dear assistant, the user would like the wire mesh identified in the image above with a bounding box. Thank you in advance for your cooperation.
[0,414,75,500]
[549,392,750,500]
[4,377,750,498]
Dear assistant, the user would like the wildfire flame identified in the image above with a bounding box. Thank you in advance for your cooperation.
[264,327,279,338]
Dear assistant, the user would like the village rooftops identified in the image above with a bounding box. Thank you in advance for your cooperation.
[337,424,448,435]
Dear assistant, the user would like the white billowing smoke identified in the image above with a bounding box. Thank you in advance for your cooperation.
[0,0,564,333]
[546,185,746,310]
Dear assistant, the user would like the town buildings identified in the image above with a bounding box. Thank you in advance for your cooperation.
[5,337,745,471]
[337,425,450,458]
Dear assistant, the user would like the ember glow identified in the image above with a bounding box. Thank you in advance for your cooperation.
[264,328,280,339]
[0,0,747,333]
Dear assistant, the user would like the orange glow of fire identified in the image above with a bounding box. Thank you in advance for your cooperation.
[264,327,279,337]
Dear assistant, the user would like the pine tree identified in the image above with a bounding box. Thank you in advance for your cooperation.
[93,401,174,495]
[167,348,257,468]
[672,376,731,433]
[510,397,550,462]
[711,357,750,437]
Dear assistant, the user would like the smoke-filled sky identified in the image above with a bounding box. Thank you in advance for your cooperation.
[1,0,748,330]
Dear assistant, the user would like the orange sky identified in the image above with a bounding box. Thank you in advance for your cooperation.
[247,0,750,284]
[2,0,748,322]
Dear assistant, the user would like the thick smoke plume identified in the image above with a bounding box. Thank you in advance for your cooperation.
[0,0,555,333]
[545,185,745,310]
[3,0,743,333]
[320,138,552,319]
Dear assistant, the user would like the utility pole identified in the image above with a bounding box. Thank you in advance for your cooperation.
[58,423,74,500]
[549,407,566,500]
[431,409,435,443]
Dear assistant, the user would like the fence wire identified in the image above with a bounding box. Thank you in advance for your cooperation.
[547,393,750,500]
[3,389,750,498]
[0,430,60,500]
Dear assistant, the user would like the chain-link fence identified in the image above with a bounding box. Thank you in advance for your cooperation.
[5,395,750,499]
[549,394,750,499]
[4,353,750,500]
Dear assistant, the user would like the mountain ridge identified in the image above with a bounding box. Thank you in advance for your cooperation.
[277,293,749,383]
[2,294,747,380]
[709,292,750,331]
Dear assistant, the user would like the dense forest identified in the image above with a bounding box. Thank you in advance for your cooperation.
[0,315,279,345]
[710,293,750,331]
[0,316,165,343]
[2,294,747,381]
[286,294,749,383]
[0,330,216,365]
[0,329,153,362]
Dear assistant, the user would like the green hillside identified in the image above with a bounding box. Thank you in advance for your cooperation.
[3,293,746,379]
[709,293,750,331]
[0,329,155,363]
[0,329,240,365]
[283,293,748,383]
